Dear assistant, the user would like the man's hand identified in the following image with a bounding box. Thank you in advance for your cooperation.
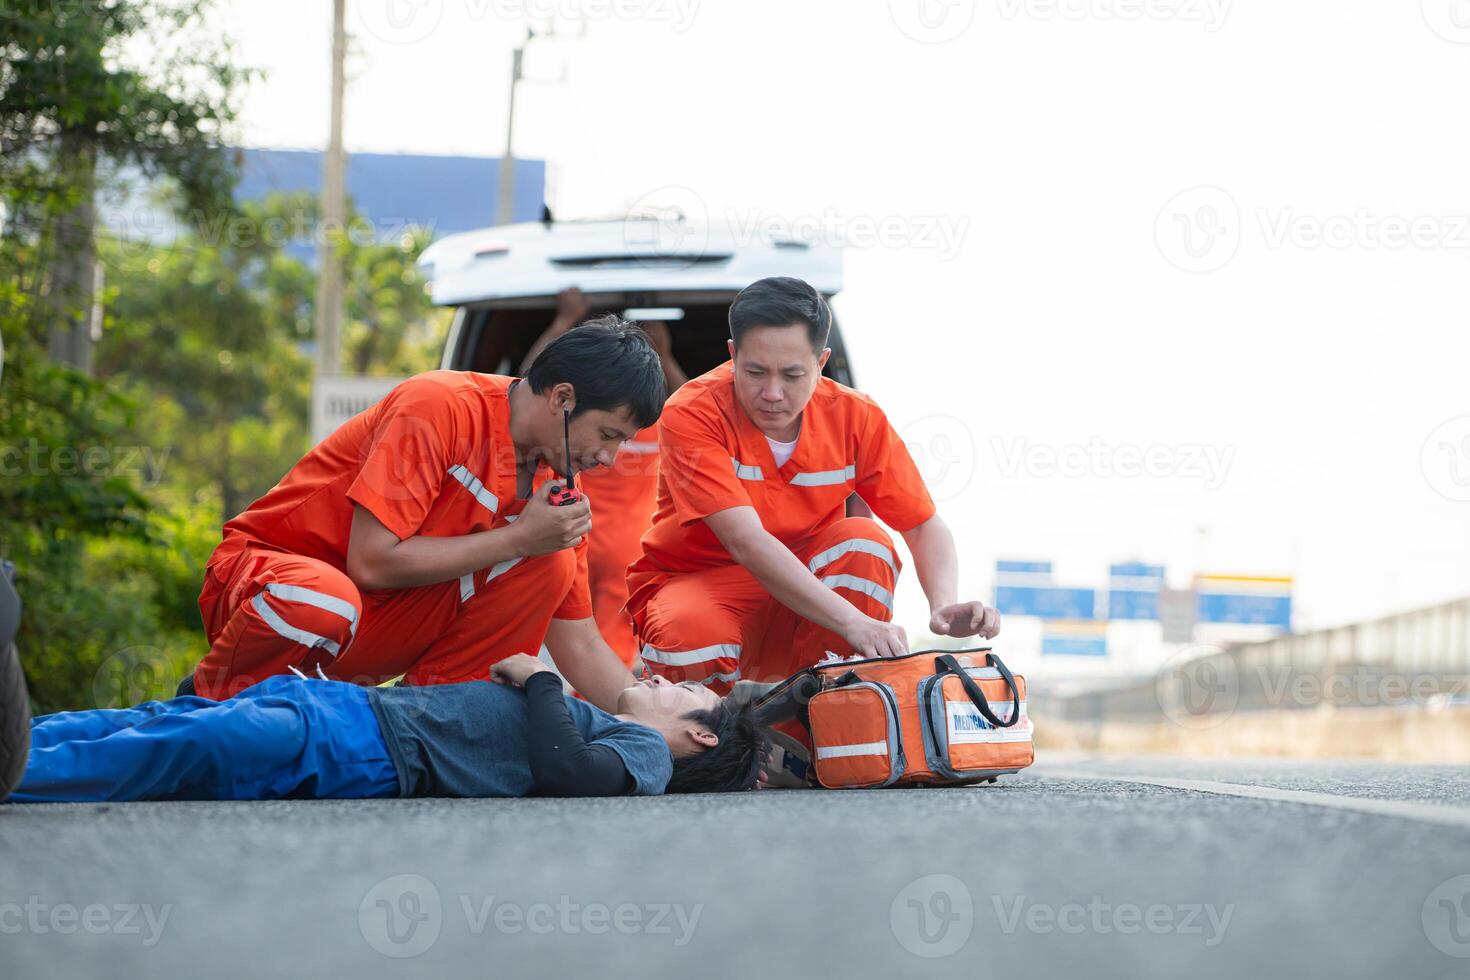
[491,653,551,687]
[510,481,591,557]
[929,601,1001,640]
[555,286,589,327]
[840,613,909,659]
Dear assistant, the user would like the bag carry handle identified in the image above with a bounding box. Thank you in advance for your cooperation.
[934,651,1022,728]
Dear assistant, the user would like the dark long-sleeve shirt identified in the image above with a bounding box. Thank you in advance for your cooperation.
[367,675,673,797]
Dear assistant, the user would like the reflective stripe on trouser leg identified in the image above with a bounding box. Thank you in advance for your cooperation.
[262,582,359,643]
[819,574,894,613]
[251,584,360,659]
[634,562,766,696]
[811,519,899,618]
[194,550,363,700]
[807,538,898,578]
[640,643,742,689]
[753,518,902,682]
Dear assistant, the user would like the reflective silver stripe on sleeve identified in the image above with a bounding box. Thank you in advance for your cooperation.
[447,464,499,513]
[731,458,764,481]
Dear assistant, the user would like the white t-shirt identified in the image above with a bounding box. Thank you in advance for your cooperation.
[767,435,798,468]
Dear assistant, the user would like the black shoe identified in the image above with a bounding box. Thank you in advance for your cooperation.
[0,560,30,801]
[175,672,197,698]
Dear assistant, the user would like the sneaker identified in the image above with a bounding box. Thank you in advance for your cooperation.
[0,559,30,801]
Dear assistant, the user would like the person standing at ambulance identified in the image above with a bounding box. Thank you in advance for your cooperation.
[523,289,689,671]
[184,320,662,712]
[626,277,1001,696]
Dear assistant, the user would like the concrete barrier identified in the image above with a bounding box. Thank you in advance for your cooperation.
[1033,706,1470,762]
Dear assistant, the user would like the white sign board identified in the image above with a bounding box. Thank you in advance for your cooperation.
[311,375,406,444]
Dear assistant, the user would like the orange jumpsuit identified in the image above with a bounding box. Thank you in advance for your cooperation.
[193,372,591,700]
[578,425,660,668]
[625,363,936,695]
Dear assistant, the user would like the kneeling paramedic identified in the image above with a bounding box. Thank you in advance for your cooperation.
[627,277,1003,702]
[8,655,767,801]
[186,319,659,713]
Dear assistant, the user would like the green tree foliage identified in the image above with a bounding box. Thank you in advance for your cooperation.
[1,0,254,373]
[0,0,249,214]
[1,0,254,709]
[2,6,450,713]
[0,259,185,712]
[4,187,450,712]
[96,193,316,522]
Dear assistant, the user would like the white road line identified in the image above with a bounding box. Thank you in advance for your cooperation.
[1041,769,1470,831]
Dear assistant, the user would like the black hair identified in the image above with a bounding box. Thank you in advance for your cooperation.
[728,276,831,352]
[526,316,666,429]
[666,700,771,794]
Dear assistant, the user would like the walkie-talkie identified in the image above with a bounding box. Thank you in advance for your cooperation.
[548,406,582,506]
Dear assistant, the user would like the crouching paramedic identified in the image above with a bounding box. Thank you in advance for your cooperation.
[9,655,767,801]
[625,277,1003,699]
[185,319,659,711]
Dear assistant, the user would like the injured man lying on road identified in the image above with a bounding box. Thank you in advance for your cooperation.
[7,655,767,802]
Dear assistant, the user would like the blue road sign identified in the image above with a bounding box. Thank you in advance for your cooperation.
[1196,592,1292,628]
[997,560,1053,576]
[995,585,1099,620]
[1108,562,1166,621]
[1108,590,1160,620]
[1041,622,1109,657]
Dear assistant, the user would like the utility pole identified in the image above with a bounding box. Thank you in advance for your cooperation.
[496,20,580,225]
[315,0,348,378]
[496,29,531,227]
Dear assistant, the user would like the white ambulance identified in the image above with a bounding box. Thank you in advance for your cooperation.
[420,216,852,383]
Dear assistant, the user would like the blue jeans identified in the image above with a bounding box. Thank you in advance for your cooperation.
[11,676,399,802]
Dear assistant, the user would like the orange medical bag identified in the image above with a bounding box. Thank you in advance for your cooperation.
[755,647,1033,789]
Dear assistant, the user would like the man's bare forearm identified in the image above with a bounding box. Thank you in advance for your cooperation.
[354,523,526,591]
[545,617,636,713]
[734,531,862,634]
[902,515,959,613]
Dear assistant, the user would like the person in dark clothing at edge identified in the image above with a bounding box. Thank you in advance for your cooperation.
[8,654,767,801]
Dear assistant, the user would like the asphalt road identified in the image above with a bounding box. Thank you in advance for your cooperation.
[3,755,1469,979]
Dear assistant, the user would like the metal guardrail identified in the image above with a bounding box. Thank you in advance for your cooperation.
[1035,595,1470,722]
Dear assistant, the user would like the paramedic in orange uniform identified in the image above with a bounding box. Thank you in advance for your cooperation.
[186,319,662,710]
[626,277,1002,696]
[522,289,689,668]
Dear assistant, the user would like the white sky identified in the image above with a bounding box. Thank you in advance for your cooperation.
[216,0,1470,638]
